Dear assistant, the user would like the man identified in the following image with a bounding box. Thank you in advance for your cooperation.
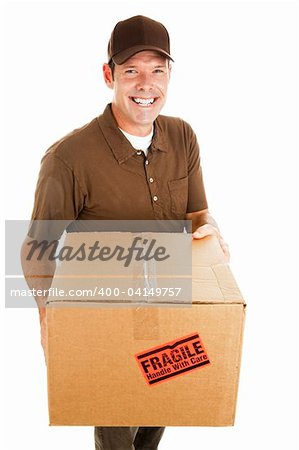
[21,15,229,450]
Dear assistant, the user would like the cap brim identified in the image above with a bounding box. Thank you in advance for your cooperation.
[112,44,174,64]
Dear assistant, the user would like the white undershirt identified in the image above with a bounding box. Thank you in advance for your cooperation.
[119,127,154,157]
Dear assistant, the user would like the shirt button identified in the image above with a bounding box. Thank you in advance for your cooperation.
[149,177,154,183]
[153,196,158,202]
[136,150,142,155]
[145,160,149,165]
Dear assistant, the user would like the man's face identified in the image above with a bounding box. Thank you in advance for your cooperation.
[103,51,171,136]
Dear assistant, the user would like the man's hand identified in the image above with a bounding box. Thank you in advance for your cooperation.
[192,223,230,262]
[186,209,230,262]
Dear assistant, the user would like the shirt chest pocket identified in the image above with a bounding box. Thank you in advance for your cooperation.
[168,176,188,215]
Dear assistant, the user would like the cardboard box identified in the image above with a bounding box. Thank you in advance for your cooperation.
[46,234,245,426]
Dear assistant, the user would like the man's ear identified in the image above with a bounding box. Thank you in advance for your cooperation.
[103,63,114,89]
[168,61,172,79]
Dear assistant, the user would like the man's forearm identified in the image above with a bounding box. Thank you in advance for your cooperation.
[20,237,56,323]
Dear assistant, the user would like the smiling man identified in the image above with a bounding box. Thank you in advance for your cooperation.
[103,50,170,136]
[22,14,229,450]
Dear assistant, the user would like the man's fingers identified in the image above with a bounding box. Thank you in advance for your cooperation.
[218,236,230,262]
[192,224,219,239]
[192,224,230,263]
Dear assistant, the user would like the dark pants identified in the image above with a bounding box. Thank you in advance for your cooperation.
[94,426,165,450]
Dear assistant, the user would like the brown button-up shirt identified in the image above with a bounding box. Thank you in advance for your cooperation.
[30,104,208,229]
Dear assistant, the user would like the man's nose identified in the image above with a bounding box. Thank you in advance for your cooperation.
[135,73,153,91]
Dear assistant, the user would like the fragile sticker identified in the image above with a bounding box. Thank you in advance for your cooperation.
[135,332,211,386]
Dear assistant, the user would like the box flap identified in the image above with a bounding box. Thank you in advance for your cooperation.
[47,234,244,306]
[192,236,244,304]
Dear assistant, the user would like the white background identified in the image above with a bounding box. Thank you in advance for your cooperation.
[1,0,299,449]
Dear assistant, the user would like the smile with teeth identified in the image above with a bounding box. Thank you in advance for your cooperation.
[130,97,157,106]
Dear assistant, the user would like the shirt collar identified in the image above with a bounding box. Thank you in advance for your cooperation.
[97,103,168,164]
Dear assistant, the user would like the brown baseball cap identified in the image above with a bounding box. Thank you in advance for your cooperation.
[108,15,174,64]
